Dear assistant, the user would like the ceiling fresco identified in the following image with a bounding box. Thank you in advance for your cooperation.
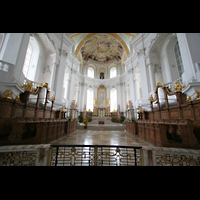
[80,34,124,62]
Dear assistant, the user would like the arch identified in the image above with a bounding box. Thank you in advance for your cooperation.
[109,63,116,69]
[98,65,107,79]
[74,33,130,56]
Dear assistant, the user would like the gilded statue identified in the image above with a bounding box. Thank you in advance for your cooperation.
[129,100,132,105]
[43,82,48,87]
[194,90,200,99]
[51,94,55,101]
[138,106,142,113]
[15,94,20,101]
[94,98,97,105]
[173,81,185,92]
[157,82,161,86]
[106,98,110,106]
[22,81,33,92]
[62,105,66,112]
[1,89,13,99]
[162,82,166,87]
[148,95,154,102]
[72,100,76,105]
[187,95,192,102]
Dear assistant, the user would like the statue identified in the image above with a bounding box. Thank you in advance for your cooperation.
[106,98,110,106]
[1,89,13,99]
[138,106,142,113]
[51,94,55,101]
[194,90,200,99]
[129,100,132,105]
[72,100,76,105]
[15,94,20,101]
[22,81,33,92]
[94,98,97,106]
[173,80,185,92]
[43,82,48,87]
[62,105,66,112]
[187,95,192,102]
[148,95,154,102]
[157,82,161,86]
[162,82,166,87]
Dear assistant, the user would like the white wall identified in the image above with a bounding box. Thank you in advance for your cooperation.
[1,33,200,113]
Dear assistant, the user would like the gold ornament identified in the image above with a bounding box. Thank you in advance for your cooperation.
[1,89,13,99]
[148,95,154,102]
[173,81,185,92]
[51,94,55,101]
[15,94,20,101]
[22,81,33,92]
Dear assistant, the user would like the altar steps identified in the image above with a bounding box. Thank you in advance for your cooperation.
[77,119,126,131]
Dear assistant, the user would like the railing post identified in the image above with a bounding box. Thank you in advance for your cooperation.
[140,148,144,166]
[48,146,53,166]
[94,146,97,166]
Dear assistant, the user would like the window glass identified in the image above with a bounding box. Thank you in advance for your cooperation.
[87,88,93,111]
[22,43,32,77]
[88,67,94,78]
[110,67,116,78]
[174,42,184,77]
[110,88,117,111]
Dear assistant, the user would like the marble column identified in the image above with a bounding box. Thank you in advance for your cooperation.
[137,51,150,102]
[146,58,156,94]
[54,50,68,107]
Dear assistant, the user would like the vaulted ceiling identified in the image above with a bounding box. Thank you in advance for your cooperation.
[66,33,138,62]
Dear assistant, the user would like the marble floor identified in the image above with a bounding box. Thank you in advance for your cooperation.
[50,130,154,147]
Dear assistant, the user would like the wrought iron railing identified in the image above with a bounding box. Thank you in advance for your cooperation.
[49,145,143,166]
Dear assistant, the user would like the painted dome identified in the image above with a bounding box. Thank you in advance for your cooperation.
[80,34,124,62]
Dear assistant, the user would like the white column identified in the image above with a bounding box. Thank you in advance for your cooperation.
[137,53,150,102]
[54,51,68,107]
[129,68,136,104]
[146,58,156,93]
[68,69,76,106]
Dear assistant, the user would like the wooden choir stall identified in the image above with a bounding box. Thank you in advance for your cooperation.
[0,81,77,145]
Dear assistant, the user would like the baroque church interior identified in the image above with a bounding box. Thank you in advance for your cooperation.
[0,33,200,166]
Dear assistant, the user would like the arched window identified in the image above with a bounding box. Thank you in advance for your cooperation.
[22,42,32,77]
[174,42,184,77]
[110,67,116,78]
[22,36,39,81]
[88,66,94,78]
[110,88,117,112]
[0,33,5,54]
[87,88,93,111]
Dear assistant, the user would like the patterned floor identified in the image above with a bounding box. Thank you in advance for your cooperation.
[50,129,153,147]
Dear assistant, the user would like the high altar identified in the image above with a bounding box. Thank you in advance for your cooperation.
[93,85,110,117]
